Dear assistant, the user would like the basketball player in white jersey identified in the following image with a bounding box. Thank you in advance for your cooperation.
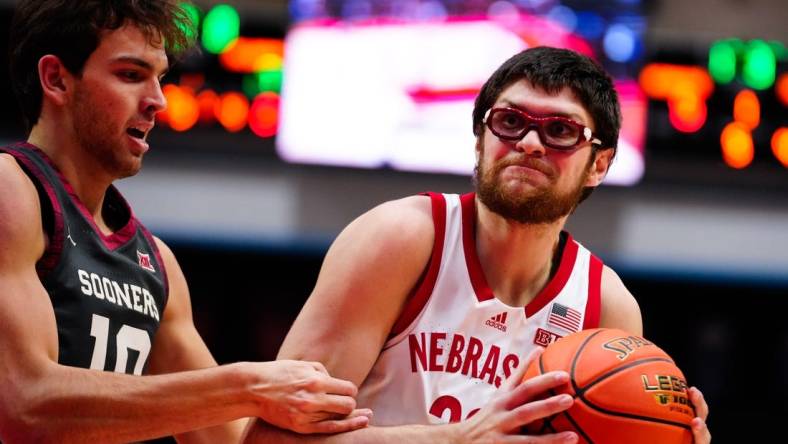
[244,47,710,443]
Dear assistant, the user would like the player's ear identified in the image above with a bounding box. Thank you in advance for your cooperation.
[585,147,614,188]
[38,55,71,106]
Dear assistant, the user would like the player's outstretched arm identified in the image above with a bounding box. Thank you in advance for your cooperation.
[0,156,365,443]
[243,349,578,443]
[148,237,370,442]
[242,197,576,443]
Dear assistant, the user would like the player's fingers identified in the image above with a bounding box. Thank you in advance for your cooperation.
[502,347,544,391]
[347,408,374,420]
[688,387,709,420]
[299,414,371,435]
[691,417,712,444]
[320,375,359,397]
[502,431,578,443]
[312,393,357,416]
[504,371,570,410]
[502,393,573,431]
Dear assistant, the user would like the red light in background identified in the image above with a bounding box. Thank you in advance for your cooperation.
[669,96,707,133]
[777,73,788,107]
[196,90,219,124]
[216,92,249,132]
[772,127,788,167]
[249,92,280,138]
[639,63,714,133]
[160,85,199,132]
[733,89,760,130]
[721,121,754,169]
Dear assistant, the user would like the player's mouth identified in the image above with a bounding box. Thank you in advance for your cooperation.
[126,124,153,154]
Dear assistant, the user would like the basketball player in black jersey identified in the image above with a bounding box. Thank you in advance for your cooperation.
[0,1,370,442]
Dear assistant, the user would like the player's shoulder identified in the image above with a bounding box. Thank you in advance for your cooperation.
[0,153,44,252]
[149,235,179,269]
[0,154,41,224]
[367,194,433,222]
[599,265,643,335]
[353,194,434,243]
[331,194,435,262]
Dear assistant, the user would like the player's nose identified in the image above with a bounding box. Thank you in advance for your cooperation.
[514,129,546,156]
[141,80,167,117]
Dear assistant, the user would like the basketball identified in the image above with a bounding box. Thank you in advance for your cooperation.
[522,328,695,444]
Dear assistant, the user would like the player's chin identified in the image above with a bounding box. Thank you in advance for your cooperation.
[114,158,143,179]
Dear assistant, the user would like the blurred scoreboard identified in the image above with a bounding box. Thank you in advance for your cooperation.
[1,1,783,180]
[642,39,787,170]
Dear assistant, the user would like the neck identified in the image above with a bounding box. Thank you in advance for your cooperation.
[474,196,567,307]
[28,118,113,229]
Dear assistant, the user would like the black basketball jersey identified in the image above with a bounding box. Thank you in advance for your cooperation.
[1,143,168,375]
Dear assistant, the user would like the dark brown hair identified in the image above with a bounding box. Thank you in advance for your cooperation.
[9,0,196,130]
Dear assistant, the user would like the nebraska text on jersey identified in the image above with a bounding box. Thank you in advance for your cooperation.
[408,332,519,388]
[356,193,603,426]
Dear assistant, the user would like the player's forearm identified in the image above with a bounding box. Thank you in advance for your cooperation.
[4,361,256,443]
[244,419,462,444]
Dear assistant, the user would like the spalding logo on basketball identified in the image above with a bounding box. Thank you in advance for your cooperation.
[522,328,694,444]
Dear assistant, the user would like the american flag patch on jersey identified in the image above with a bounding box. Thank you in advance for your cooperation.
[548,302,581,332]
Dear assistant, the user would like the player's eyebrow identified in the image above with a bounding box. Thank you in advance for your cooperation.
[499,99,586,124]
[111,56,169,78]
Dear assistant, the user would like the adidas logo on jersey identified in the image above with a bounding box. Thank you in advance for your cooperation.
[485,312,508,332]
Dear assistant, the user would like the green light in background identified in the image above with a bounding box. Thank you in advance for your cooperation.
[709,40,737,84]
[202,4,240,54]
[242,70,283,97]
[242,74,260,97]
[768,41,787,61]
[742,40,776,90]
[257,70,283,93]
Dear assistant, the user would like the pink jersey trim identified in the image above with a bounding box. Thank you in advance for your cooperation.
[19,143,137,251]
[389,193,447,337]
[3,144,65,278]
[460,193,579,314]
[583,254,603,329]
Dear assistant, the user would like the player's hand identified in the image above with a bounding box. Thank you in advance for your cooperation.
[453,348,578,444]
[689,386,711,443]
[246,360,372,434]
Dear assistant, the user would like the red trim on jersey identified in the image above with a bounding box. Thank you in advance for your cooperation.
[583,254,603,329]
[525,235,578,317]
[389,193,447,337]
[460,193,495,301]
[3,144,65,278]
[461,193,578,311]
[19,143,137,251]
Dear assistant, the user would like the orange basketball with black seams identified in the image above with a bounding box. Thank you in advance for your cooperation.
[522,328,694,444]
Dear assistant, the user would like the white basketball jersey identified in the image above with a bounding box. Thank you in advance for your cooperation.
[357,192,603,426]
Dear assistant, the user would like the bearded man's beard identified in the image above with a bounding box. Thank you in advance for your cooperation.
[474,140,593,225]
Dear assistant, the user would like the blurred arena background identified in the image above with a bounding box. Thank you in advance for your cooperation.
[0,0,785,441]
